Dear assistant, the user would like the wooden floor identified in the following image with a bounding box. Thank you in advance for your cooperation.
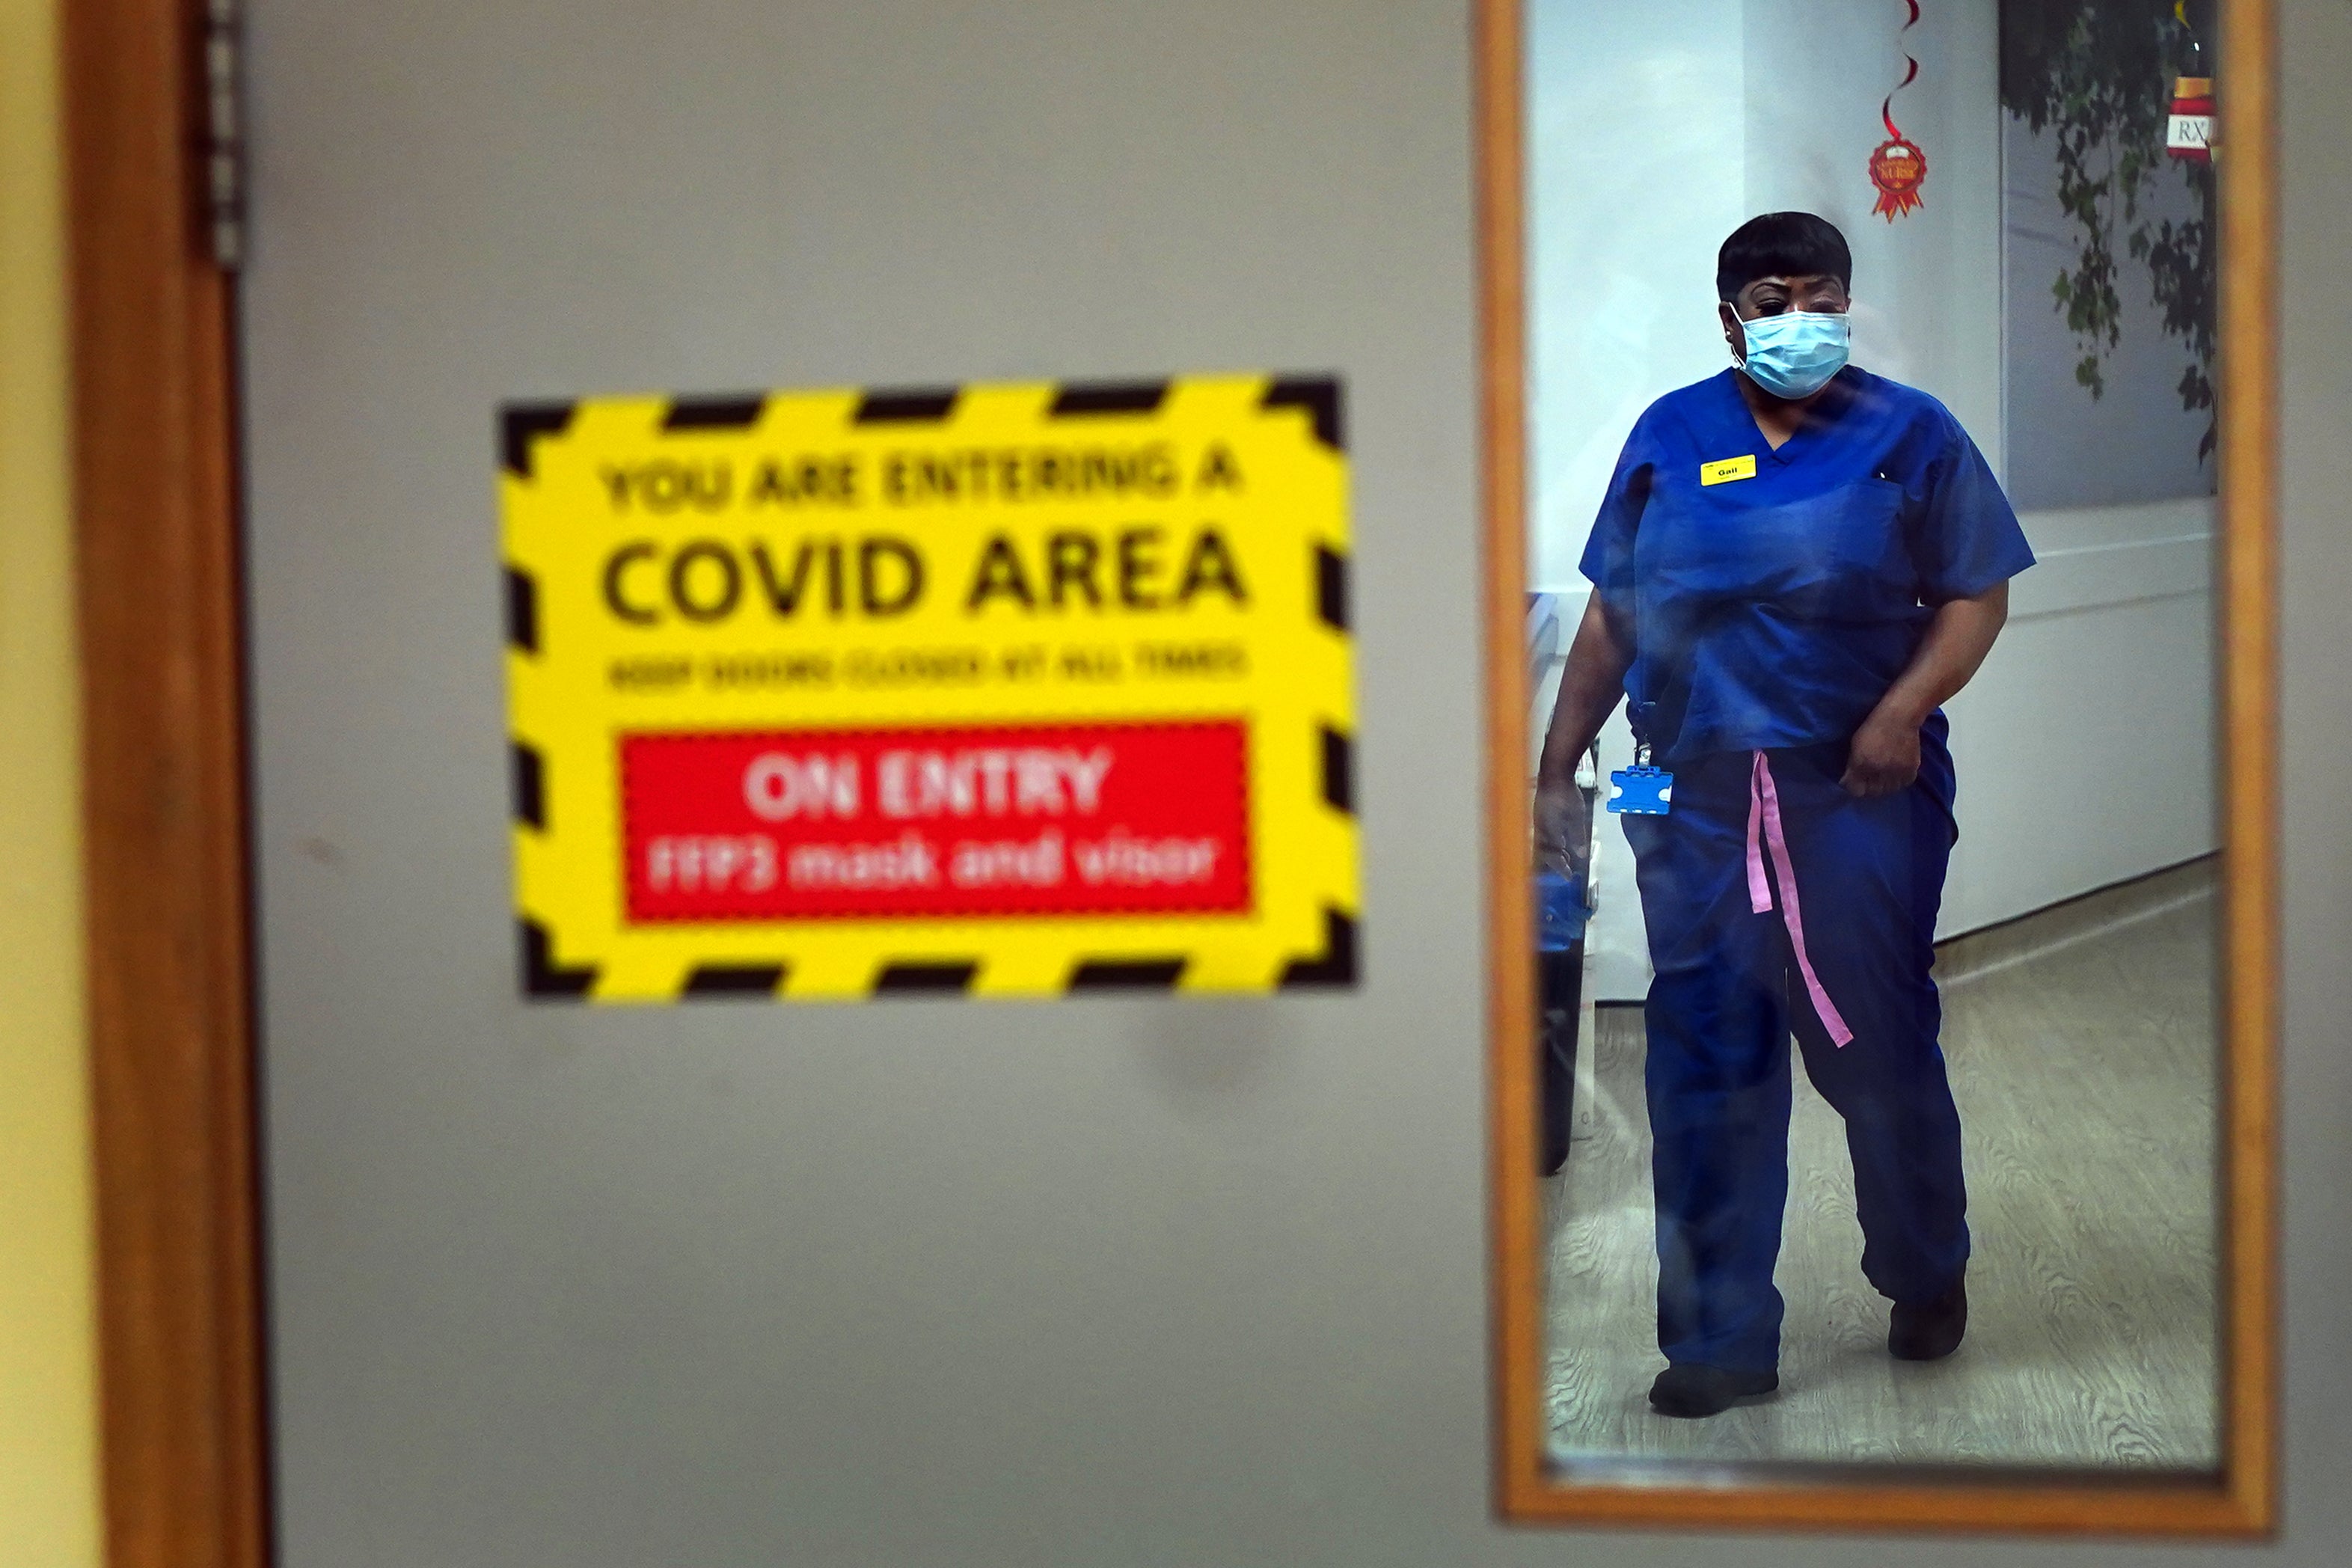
[1542,860,2221,1471]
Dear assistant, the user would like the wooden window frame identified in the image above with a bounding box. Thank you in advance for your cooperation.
[1478,0,2279,1536]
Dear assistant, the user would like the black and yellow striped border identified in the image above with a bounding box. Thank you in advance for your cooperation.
[503,374,1354,1002]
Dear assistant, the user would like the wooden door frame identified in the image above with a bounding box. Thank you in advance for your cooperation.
[1480,0,2279,1536]
[64,1,270,1565]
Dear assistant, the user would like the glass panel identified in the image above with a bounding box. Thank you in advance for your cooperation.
[1525,0,2222,1476]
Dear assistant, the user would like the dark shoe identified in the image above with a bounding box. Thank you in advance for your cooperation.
[1888,1276,1968,1361]
[1647,1363,1778,1418]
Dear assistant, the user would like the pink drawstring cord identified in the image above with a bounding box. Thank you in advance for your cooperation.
[1746,750,1855,1047]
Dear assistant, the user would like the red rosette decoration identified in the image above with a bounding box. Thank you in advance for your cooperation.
[1869,135,1928,220]
[1868,1,1926,221]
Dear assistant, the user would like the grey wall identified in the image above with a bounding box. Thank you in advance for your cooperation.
[2267,0,2352,1551]
[240,1,2351,1564]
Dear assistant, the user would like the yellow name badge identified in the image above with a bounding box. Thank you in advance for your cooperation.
[1700,454,1757,486]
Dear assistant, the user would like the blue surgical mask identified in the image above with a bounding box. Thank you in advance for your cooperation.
[1736,310,1851,399]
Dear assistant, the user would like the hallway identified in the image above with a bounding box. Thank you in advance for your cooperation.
[1544,861,2220,1472]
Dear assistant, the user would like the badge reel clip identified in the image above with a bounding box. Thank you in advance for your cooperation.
[1607,741,1673,817]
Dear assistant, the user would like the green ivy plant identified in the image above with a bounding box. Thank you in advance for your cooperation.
[2000,0,2216,459]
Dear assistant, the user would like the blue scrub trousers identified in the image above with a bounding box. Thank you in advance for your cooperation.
[1622,717,1970,1373]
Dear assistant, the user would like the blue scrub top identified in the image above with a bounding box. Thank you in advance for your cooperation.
[1579,366,2035,765]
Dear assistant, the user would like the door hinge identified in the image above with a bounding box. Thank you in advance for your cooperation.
[203,0,244,270]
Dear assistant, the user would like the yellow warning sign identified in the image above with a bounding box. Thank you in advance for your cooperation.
[501,374,1356,1002]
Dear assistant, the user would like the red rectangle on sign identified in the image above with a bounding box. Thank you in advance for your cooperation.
[619,721,1251,922]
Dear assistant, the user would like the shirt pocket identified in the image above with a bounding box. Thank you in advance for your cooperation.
[1679,479,1911,619]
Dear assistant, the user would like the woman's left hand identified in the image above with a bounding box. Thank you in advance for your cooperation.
[1841,708,1922,797]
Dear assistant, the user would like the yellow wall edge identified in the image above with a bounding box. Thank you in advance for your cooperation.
[0,0,102,1560]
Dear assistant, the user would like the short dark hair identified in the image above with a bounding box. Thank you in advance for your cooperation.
[1715,212,1852,302]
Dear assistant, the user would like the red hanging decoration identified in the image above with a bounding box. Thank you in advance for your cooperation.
[1868,1,1927,221]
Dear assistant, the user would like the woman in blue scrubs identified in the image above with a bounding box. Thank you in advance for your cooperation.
[1535,212,2035,1419]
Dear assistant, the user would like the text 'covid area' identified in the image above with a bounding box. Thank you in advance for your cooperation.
[587,440,1257,627]
[599,526,1248,626]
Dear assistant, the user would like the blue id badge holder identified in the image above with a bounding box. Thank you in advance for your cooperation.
[1607,741,1673,816]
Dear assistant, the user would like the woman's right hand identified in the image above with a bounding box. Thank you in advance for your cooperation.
[1534,776,1592,881]
[1534,594,1632,878]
